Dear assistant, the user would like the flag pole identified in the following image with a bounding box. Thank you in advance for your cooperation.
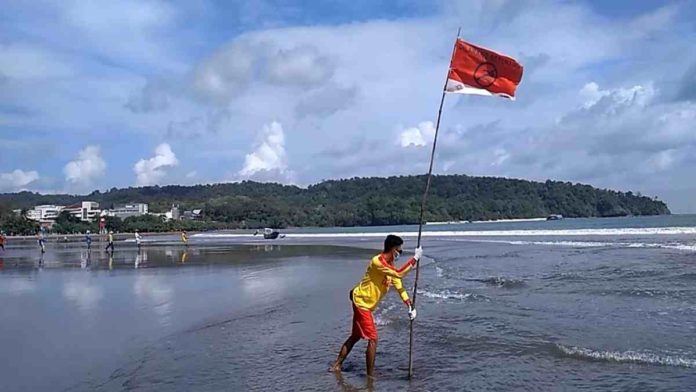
[408,27,460,379]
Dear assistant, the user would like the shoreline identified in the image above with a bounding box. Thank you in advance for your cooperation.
[2,214,692,240]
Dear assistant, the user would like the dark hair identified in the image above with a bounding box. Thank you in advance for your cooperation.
[383,234,404,252]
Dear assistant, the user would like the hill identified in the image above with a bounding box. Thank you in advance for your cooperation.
[0,175,670,232]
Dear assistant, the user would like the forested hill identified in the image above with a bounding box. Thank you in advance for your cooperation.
[0,175,669,228]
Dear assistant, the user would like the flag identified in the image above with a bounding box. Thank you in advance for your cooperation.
[445,39,523,100]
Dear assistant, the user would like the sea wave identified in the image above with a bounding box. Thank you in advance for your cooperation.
[555,344,696,368]
[451,238,696,252]
[461,239,609,247]
[599,288,689,299]
[193,226,696,239]
[470,277,527,288]
[416,289,486,302]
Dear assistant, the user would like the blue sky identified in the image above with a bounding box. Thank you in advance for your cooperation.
[1,0,695,212]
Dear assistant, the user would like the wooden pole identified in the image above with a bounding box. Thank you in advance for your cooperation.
[407,27,460,379]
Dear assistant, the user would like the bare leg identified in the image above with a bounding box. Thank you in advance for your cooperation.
[329,335,360,372]
[366,339,377,378]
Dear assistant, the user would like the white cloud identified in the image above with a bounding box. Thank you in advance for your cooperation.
[400,121,436,147]
[63,145,107,186]
[579,82,654,110]
[0,169,39,191]
[238,121,292,181]
[265,45,333,87]
[134,143,179,185]
[192,40,334,103]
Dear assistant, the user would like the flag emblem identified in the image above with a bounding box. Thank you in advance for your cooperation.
[473,62,497,88]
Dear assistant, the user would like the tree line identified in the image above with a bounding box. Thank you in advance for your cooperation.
[0,175,670,234]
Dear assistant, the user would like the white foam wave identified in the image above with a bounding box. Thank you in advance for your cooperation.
[417,289,480,301]
[374,315,391,326]
[193,226,696,239]
[462,239,609,247]
[452,239,696,252]
[374,303,396,326]
[626,242,696,252]
[556,345,696,368]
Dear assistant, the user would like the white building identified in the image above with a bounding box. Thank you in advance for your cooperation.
[165,205,180,221]
[110,203,148,219]
[63,201,100,222]
[26,205,65,222]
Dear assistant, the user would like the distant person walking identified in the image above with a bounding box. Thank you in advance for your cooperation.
[181,230,189,246]
[85,230,92,250]
[37,230,46,253]
[105,231,114,252]
[135,230,142,249]
[0,231,6,251]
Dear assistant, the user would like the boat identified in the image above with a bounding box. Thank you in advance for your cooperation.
[546,214,563,221]
[254,228,285,240]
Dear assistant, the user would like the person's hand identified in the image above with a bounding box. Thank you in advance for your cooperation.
[414,246,423,261]
[408,306,417,321]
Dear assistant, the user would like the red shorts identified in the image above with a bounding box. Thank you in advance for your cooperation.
[350,291,377,340]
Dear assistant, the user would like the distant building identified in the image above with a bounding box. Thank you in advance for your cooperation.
[165,205,180,221]
[63,201,100,222]
[27,205,65,222]
[182,209,203,221]
[110,203,148,219]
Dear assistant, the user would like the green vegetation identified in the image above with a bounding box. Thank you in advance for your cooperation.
[0,205,38,235]
[0,175,670,233]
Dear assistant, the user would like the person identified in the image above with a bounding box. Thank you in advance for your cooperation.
[105,231,114,252]
[329,235,423,378]
[37,230,46,253]
[0,231,6,251]
[85,230,92,251]
[135,230,142,249]
[181,230,189,246]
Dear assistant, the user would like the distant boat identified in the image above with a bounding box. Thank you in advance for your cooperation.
[254,228,285,240]
[546,214,563,221]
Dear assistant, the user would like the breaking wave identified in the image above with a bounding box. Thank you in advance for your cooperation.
[555,345,696,368]
[451,239,696,252]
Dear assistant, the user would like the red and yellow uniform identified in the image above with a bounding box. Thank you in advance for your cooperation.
[350,254,416,340]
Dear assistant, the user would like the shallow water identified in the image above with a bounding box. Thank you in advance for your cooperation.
[1,218,696,391]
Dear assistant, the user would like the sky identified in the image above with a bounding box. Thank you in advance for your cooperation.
[1,0,695,212]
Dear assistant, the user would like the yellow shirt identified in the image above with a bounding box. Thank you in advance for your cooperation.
[352,254,416,311]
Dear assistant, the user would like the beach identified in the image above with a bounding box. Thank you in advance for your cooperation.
[1,215,696,391]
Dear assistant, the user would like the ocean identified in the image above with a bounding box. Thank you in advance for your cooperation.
[1,215,695,391]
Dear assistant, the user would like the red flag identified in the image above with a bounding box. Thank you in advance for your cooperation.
[445,39,523,100]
